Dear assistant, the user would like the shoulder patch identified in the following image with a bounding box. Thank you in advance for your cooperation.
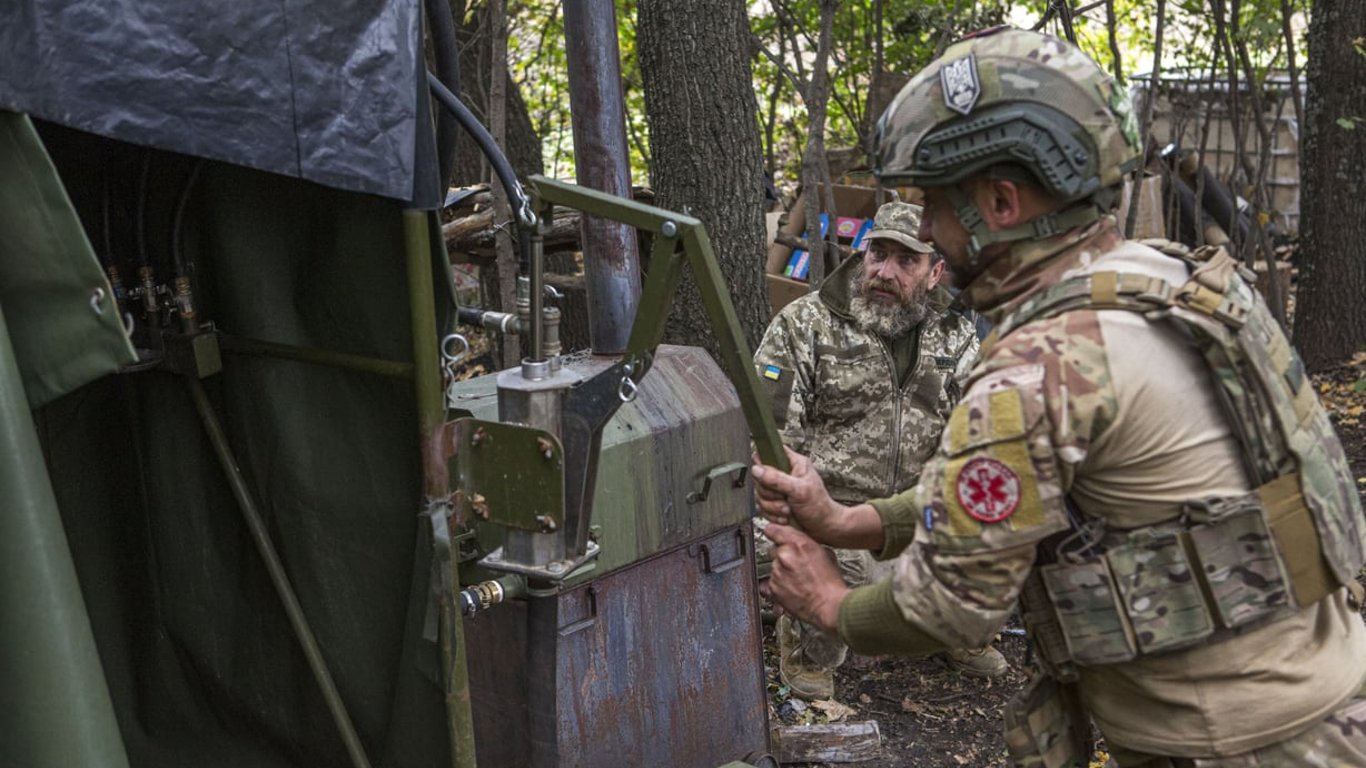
[955,457,1022,523]
[925,363,1069,549]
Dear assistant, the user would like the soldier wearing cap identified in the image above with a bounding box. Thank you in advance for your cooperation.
[753,200,997,700]
[754,27,1366,765]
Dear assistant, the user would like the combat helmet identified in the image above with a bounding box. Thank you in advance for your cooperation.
[875,27,1140,263]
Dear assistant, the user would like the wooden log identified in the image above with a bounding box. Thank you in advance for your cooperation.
[442,209,496,242]
[772,721,881,764]
[446,211,583,256]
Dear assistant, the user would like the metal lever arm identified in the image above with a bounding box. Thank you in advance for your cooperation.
[525,175,790,473]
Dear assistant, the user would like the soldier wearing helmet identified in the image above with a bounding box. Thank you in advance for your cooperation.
[754,27,1366,766]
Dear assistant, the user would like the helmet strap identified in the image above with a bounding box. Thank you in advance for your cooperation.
[946,184,1103,263]
[945,185,994,268]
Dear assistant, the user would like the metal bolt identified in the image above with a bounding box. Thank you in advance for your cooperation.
[471,493,490,519]
[547,561,566,574]
[1074,149,1088,164]
[536,436,554,460]
[535,514,558,532]
[472,427,487,446]
[661,220,678,238]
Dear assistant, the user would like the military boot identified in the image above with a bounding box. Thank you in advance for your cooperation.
[942,645,1008,679]
[777,615,835,701]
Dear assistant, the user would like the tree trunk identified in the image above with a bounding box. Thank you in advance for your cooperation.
[638,0,772,355]
[449,0,544,187]
[1293,0,1366,370]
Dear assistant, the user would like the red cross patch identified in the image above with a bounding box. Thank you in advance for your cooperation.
[955,457,1022,523]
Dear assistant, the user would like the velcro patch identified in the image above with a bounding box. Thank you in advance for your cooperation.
[762,364,782,381]
[955,457,1022,523]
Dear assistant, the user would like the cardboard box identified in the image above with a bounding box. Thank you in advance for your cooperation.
[766,184,881,314]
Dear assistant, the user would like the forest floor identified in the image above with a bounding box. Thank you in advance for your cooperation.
[763,350,1366,768]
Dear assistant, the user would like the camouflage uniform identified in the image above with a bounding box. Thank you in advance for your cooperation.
[835,27,1366,764]
[837,218,1366,762]
[755,215,979,674]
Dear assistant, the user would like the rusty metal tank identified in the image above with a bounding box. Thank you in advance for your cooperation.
[447,345,769,767]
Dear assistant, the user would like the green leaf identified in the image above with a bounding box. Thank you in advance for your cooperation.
[1338,117,1360,130]
[1352,376,1366,393]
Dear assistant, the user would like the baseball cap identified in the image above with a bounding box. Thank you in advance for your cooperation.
[865,202,934,253]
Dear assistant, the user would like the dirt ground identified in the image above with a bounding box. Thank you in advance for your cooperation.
[764,351,1366,768]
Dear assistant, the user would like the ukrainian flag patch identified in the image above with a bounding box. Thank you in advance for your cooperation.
[762,364,782,381]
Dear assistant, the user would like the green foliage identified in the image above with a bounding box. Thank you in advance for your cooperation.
[502,0,1314,189]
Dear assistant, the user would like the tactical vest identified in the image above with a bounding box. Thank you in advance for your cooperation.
[984,242,1366,678]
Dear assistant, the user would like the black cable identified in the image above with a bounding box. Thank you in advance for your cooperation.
[135,152,151,268]
[424,0,461,196]
[99,164,114,267]
[425,70,531,222]
[170,159,206,279]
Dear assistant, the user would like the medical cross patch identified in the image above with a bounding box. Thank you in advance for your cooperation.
[955,457,1021,523]
[940,53,981,116]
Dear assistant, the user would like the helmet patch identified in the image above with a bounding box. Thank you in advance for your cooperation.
[940,53,981,115]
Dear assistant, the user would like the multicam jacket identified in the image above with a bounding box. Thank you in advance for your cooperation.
[754,255,979,504]
[836,215,1366,758]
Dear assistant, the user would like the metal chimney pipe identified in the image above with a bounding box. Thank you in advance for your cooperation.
[563,0,642,355]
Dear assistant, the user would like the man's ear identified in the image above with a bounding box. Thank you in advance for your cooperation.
[975,178,1026,229]
[927,258,946,288]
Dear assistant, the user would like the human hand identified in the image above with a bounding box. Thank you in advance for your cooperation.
[764,523,848,634]
[751,446,839,541]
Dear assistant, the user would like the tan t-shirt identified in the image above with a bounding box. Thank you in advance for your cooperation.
[1071,244,1366,755]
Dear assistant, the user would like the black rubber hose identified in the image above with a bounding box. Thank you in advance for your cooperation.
[424,0,461,196]
[426,70,531,222]
[99,165,114,268]
[455,307,485,326]
[135,152,151,268]
[170,160,206,279]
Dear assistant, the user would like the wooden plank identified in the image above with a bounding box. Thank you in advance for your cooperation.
[773,721,881,764]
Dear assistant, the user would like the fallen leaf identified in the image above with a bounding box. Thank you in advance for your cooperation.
[901,696,923,713]
[859,693,872,705]
[809,699,858,722]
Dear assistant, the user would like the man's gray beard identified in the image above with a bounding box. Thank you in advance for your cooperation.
[848,270,929,338]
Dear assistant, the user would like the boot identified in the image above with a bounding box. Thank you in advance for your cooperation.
[943,645,1008,679]
[777,615,835,701]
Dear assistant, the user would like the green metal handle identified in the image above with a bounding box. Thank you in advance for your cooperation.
[526,175,790,473]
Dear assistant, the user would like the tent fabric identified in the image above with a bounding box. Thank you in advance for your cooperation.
[0,1,438,205]
[0,111,136,407]
[25,147,456,766]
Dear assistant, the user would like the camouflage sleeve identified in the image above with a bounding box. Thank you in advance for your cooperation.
[753,300,817,453]
[840,312,1117,653]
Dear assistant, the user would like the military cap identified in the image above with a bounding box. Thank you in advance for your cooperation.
[865,202,935,254]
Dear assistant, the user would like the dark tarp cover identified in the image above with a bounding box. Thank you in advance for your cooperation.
[8,127,456,767]
[0,0,441,206]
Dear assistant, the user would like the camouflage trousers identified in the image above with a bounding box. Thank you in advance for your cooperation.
[1105,682,1366,767]
[754,518,888,670]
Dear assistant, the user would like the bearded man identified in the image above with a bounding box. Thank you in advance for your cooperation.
[753,201,1002,700]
